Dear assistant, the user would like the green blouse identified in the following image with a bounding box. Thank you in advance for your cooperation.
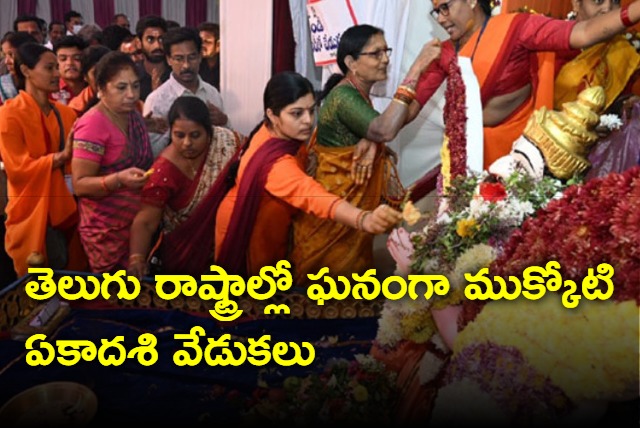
[317,84,379,147]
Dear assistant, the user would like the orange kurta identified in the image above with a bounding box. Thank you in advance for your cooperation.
[0,91,85,275]
[67,86,95,116]
[215,125,341,277]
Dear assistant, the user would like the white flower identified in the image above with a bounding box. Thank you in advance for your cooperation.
[468,198,489,219]
[436,212,452,225]
[418,349,446,384]
[632,40,640,51]
[430,332,449,353]
[598,114,623,131]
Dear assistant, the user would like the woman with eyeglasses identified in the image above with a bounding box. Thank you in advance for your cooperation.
[417,0,640,171]
[555,0,640,115]
[290,24,440,285]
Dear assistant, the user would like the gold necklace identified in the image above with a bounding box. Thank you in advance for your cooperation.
[346,75,372,106]
[99,102,128,137]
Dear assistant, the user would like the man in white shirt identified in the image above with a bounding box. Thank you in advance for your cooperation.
[144,27,228,157]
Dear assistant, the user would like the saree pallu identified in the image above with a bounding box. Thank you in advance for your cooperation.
[153,127,241,275]
[290,143,385,286]
[75,110,153,273]
[554,35,640,111]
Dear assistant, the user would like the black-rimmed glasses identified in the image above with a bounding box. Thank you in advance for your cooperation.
[359,47,392,60]
[430,0,459,20]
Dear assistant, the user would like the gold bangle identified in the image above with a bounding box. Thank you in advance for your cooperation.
[129,253,146,263]
[398,85,417,96]
[356,210,372,231]
[392,98,409,107]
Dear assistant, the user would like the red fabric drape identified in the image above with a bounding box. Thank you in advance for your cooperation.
[272,0,296,74]
[50,0,72,23]
[93,0,115,30]
[139,0,162,19]
[186,0,207,27]
[18,0,38,16]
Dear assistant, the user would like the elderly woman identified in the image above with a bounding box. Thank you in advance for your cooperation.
[72,51,153,273]
[0,43,86,275]
[128,96,241,277]
[290,24,440,284]
[417,0,640,170]
[215,72,403,277]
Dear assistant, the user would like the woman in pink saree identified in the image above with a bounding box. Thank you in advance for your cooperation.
[72,51,153,273]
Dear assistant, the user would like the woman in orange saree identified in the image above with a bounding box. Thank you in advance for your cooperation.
[0,42,86,275]
[215,72,402,277]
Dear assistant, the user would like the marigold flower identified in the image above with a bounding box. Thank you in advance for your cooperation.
[402,201,422,226]
[352,384,369,402]
[456,218,477,238]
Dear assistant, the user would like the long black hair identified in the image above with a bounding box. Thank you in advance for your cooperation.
[319,24,383,101]
[227,71,315,186]
[14,42,52,90]
[478,0,493,17]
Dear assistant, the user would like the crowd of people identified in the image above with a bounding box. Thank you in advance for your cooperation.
[0,1,638,425]
[0,1,639,285]
[0,9,407,282]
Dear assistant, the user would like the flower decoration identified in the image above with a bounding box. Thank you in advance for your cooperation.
[402,200,422,226]
[598,113,623,131]
[490,166,640,304]
[378,171,568,347]
[242,354,397,425]
[624,31,640,52]
[411,170,568,273]
[478,181,507,202]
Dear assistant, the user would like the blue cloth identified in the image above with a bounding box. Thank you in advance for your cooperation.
[0,307,378,425]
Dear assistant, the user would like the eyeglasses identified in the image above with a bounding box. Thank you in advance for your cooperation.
[359,47,392,60]
[430,0,459,20]
[170,53,200,64]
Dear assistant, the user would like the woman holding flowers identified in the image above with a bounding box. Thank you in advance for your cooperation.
[214,72,402,277]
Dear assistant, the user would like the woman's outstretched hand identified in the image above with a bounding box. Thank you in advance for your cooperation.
[363,204,402,234]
